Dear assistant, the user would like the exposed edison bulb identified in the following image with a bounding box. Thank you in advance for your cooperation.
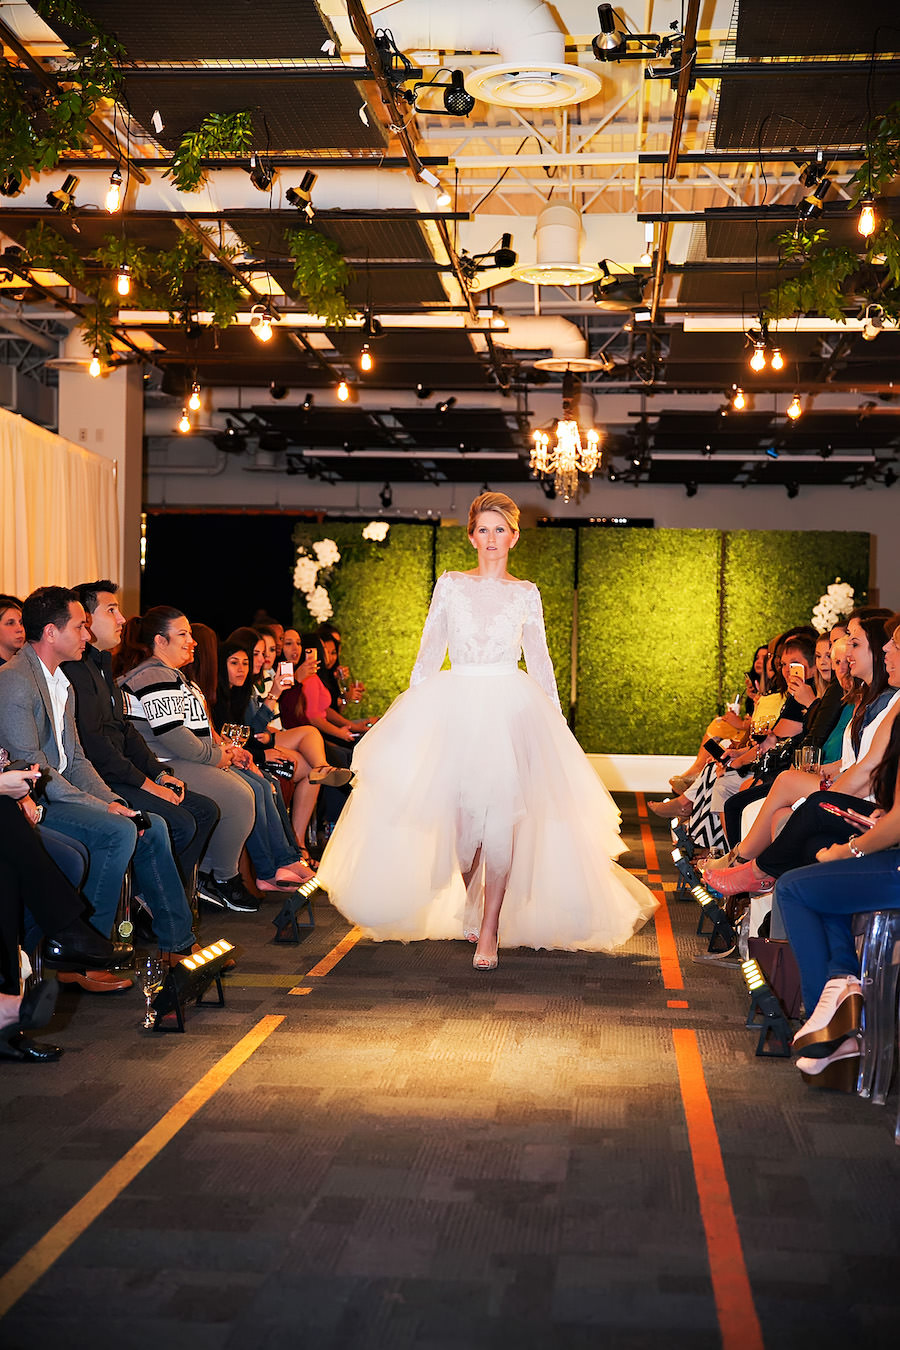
[732,387,746,410]
[770,347,784,371]
[105,169,122,214]
[359,343,374,373]
[749,345,766,372]
[116,264,131,297]
[88,348,101,378]
[337,380,350,402]
[786,394,802,420]
[857,199,877,238]
[177,408,191,433]
[253,315,273,342]
[188,382,201,412]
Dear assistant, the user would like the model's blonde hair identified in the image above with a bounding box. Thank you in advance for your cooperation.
[467,491,520,536]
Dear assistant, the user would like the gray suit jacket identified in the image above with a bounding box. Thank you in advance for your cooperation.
[0,643,118,808]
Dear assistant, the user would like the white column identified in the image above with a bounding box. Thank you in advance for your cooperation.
[57,332,144,614]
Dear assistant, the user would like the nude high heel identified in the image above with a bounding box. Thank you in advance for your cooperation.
[797,1037,860,1091]
[473,936,498,970]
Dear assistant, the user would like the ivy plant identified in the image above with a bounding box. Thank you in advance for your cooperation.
[164,111,254,192]
[286,228,355,326]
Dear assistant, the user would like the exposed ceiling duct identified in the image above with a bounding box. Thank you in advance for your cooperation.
[512,204,603,286]
[380,0,602,107]
[491,314,607,372]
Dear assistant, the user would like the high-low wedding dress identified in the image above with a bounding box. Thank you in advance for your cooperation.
[316,570,657,950]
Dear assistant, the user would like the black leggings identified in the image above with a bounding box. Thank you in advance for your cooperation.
[757,790,879,879]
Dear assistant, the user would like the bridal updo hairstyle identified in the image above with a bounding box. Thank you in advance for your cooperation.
[467,491,520,536]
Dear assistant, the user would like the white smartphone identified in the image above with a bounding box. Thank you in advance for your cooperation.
[278,660,295,687]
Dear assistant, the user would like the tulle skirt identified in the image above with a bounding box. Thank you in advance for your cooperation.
[316,664,658,951]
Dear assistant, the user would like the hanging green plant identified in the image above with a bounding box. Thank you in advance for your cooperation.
[848,101,900,203]
[164,111,254,192]
[0,1,123,185]
[286,228,355,326]
[765,225,860,323]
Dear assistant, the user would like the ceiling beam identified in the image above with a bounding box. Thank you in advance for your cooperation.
[42,156,450,170]
[115,63,421,81]
[691,59,900,79]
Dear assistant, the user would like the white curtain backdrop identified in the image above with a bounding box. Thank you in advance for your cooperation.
[0,407,119,595]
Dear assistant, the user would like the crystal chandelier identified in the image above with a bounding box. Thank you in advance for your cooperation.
[531,420,601,500]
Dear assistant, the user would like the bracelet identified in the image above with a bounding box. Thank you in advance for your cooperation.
[848,838,866,859]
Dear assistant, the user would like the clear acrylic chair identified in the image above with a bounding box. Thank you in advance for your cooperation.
[856,910,900,1107]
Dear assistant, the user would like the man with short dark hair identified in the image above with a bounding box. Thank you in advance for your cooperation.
[65,580,218,900]
[0,587,199,986]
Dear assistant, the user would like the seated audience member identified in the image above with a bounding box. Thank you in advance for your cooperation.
[275,629,316,730]
[0,595,25,665]
[253,624,279,700]
[776,689,900,1090]
[0,761,120,1061]
[187,623,314,888]
[704,612,900,894]
[116,609,260,912]
[65,581,219,902]
[301,634,375,747]
[0,588,200,980]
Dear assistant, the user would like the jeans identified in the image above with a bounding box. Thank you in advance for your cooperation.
[129,814,196,951]
[775,850,900,1011]
[233,767,300,877]
[109,783,219,885]
[42,800,136,937]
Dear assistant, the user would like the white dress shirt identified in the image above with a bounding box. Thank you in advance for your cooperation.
[37,655,70,775]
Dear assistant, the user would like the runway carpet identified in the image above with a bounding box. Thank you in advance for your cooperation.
[1,794,899,1350]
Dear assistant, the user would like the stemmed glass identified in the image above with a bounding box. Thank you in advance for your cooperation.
[137,955,164,1029]
[750,717,771,746]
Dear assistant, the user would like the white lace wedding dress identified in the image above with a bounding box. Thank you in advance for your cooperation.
[316,570,657,950]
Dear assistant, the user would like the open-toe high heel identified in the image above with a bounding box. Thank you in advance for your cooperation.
[463,928,479,943]
[473,939,498,971]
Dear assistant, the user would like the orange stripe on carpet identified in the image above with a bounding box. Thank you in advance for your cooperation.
[672,1029,764,1350]
[651,885,684,990]
[0,1015,284,1320]
[305,926,363,977]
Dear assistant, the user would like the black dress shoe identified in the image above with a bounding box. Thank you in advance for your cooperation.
[2,1032,63,1062]
[49,918,117,965]
[44,937,117,972]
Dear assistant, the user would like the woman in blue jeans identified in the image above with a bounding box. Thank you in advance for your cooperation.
[777,667,900,1091]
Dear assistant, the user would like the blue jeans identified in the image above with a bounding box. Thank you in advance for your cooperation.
[43,800,136,937]
[775,850,900,1012]
[130,814,196,951]
[233,767,300,878]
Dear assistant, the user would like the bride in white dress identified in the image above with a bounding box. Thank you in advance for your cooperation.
[316,491,657,968]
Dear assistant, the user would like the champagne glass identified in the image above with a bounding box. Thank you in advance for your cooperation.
[137,955,164,1029]
[236,725,251,747]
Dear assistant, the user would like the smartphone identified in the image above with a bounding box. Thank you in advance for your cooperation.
[702,738,727,762]
[819,802,876,830]
[789,662,805,680]
[278,660,295,687]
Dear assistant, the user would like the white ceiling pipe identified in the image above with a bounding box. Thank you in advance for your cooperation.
[492,314,588,360]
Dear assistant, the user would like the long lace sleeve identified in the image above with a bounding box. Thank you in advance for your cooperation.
[522,585,562,712]
[409,572,450,686]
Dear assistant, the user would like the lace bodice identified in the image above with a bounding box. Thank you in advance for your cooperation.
[409,571,561,711]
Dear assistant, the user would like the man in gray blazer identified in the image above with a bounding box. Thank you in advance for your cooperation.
[0,587,198,982]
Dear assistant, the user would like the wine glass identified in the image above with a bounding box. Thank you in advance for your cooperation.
[750,718,770,746]
[137,955,164,1029]
[236,725,251,747]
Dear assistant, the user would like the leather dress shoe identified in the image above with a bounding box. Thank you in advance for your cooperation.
[46,918,117,966]
[45,937,118,972]
[57,969,133,993]
[1,1032,63,1062]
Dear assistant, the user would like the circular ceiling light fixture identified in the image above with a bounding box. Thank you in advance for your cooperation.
[512,204,603,286]
[466,63,601,109]
[532,356,610,372]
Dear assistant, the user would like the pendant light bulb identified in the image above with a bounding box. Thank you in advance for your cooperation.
[88,347,101,378]
[786,394,802,421]
[188,382,201,412]
[116,263,131,297]
[255,315,272,342]
[770,347,784,371]
[177,408,191,433]
[337,379,350,402]
[105,168,122,214]
[359,343,374,373]
[732,387,746,410]
[749,345,766,372]
[857,199,877,238]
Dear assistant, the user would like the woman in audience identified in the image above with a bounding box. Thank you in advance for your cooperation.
[0,595,25,665]
[777,694,900,1090]
[275,629,318,730]
[703,613,900,893]
[300,634,374,747]
[116,609,260,913]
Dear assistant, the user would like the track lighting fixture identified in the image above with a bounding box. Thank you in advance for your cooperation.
[685,481,698,498]
[415,383,432,400]
[116,262,131,297]
[770,348,784,371]
[301,392,314,411]
[443,70,475,116]
[177,408,191,434]
[731,386,746,411]
[861,303,884,340]
[416,166,441,189]
[0,171,22,197]
[88,346,101,378]
[459,233,517,282]
[286,171,316,221]
[857,198,877,238]
[379,482,393,509]
[786,481,799,499]
[248,153,275,192]
[639,223,654,268]
[799,178,831,218]
[105,167,122,214]
[592,4,627,61]
[249,304,276,342]
[435,183,452,208]
[593,261,646,310]
[436,397,457,415]
[268,381,288,400]
[188,381,201,411]
[47,173,79,215]
[786,394,803,421]
[799,150,826,188]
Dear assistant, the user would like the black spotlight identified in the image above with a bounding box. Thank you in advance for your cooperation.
[151,940,236,1032]
[286,171,316,220]
[46,172,79,214]
[436,397,457,415]
[248,153,275,192]
[0,171,22,197]
[212,418,248,454]
[685,480,698,498]
[379,481,393,509]
[493,233,517,269]
[799,178,831,218]
[269,381,288,400]
[592,4,626,61]
[884,467,898,488]
[786,481,799,499]
[443,69,475,115]
[301,392,314,411]
[415,383,432,399]
[593,261,646,310]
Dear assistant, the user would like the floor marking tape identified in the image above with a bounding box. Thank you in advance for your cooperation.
[0,1014,284,1320]
[305,926,363,977]
[672,1028,765,1350]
